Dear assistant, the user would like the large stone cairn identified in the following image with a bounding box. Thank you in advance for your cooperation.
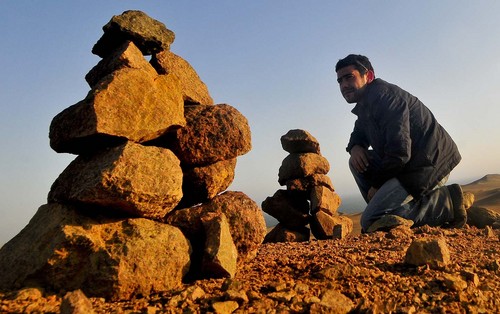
[263,129,353,242]
[0,10,266,301]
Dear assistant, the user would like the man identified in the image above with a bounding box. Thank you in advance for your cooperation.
[335,54,466,232]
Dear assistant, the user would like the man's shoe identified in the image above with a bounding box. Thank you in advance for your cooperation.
[462,191,475,210]
[366,215,414,233]
[447,184,467,228]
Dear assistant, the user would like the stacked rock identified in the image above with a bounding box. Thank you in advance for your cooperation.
[0,10,266,301]
[263,129,353,242]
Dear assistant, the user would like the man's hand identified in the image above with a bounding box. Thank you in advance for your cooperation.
[367,187,378,201]
[349,145,369,173]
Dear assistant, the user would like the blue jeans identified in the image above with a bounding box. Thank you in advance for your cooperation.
[350,151,454,232]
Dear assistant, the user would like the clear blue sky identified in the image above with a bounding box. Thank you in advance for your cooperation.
[1,1,499,246]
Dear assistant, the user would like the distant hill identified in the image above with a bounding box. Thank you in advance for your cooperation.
[462,174,500,212]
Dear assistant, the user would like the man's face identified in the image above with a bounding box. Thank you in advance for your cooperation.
[336,65,370,104]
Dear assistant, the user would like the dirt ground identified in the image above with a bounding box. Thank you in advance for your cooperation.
[1,224,499,313]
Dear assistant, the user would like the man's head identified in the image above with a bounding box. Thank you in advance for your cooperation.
[335,54,375,103]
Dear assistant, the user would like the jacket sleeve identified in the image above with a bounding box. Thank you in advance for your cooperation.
[346,118,370,153]
[370,91,411,188]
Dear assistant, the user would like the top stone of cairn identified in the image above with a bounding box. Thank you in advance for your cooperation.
[280,129,321,154]
[92,10,175,58]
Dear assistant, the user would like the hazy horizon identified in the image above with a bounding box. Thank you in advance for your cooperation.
[2,2,500,247]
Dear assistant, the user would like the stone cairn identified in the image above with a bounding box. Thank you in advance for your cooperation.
[263,129,353,242]
[0,10,266,301]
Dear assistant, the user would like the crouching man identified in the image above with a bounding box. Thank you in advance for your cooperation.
[335,54,466,232]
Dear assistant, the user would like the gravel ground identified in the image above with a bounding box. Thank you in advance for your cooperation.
[1,225,499,313]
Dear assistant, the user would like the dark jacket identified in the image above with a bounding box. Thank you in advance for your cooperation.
[346,78,461,197]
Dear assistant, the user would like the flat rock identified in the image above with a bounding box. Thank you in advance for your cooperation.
[85,40,150,88]
[404,237,450,269]
[278,153,330,185]
[201,212,238,278]
[310,211,353,240]
[280,129,320,154]
[60,290,95,314]
[166,191,266,266]
[12,287,44,301]
[212,301,239,313]
[261,189,310,228]
[178,158,236,209]
[310,185,342,216]
[386,225,415,239]
[440,273,468,291]
[48,142,183,219]
[313,289,354,313]
[263,223,310,243]
[286,174,335,192]
[0,203,191,300]
[165,104,252,166]
[467,206,500,229]
[92,10,175,57]
[50,68,185,155]
[151,50,214,105]
[332,216,354,239]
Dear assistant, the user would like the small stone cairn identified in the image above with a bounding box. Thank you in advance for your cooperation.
[0,10,266,301]
[263,129,353,242]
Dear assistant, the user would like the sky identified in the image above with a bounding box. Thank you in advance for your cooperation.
[1,1,500,246]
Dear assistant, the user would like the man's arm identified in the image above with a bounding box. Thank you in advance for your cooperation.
[371,92,411,188]
[346,118,370,154]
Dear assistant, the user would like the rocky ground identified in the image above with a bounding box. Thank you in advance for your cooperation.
[1,225,499,313]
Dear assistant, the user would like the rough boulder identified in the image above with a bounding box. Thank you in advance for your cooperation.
[151,50,214,105]
[0,203,191,301]
[166,191,267,271]
[162,104,252,166]
[48,142,183,219]
[50,40,185,155]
